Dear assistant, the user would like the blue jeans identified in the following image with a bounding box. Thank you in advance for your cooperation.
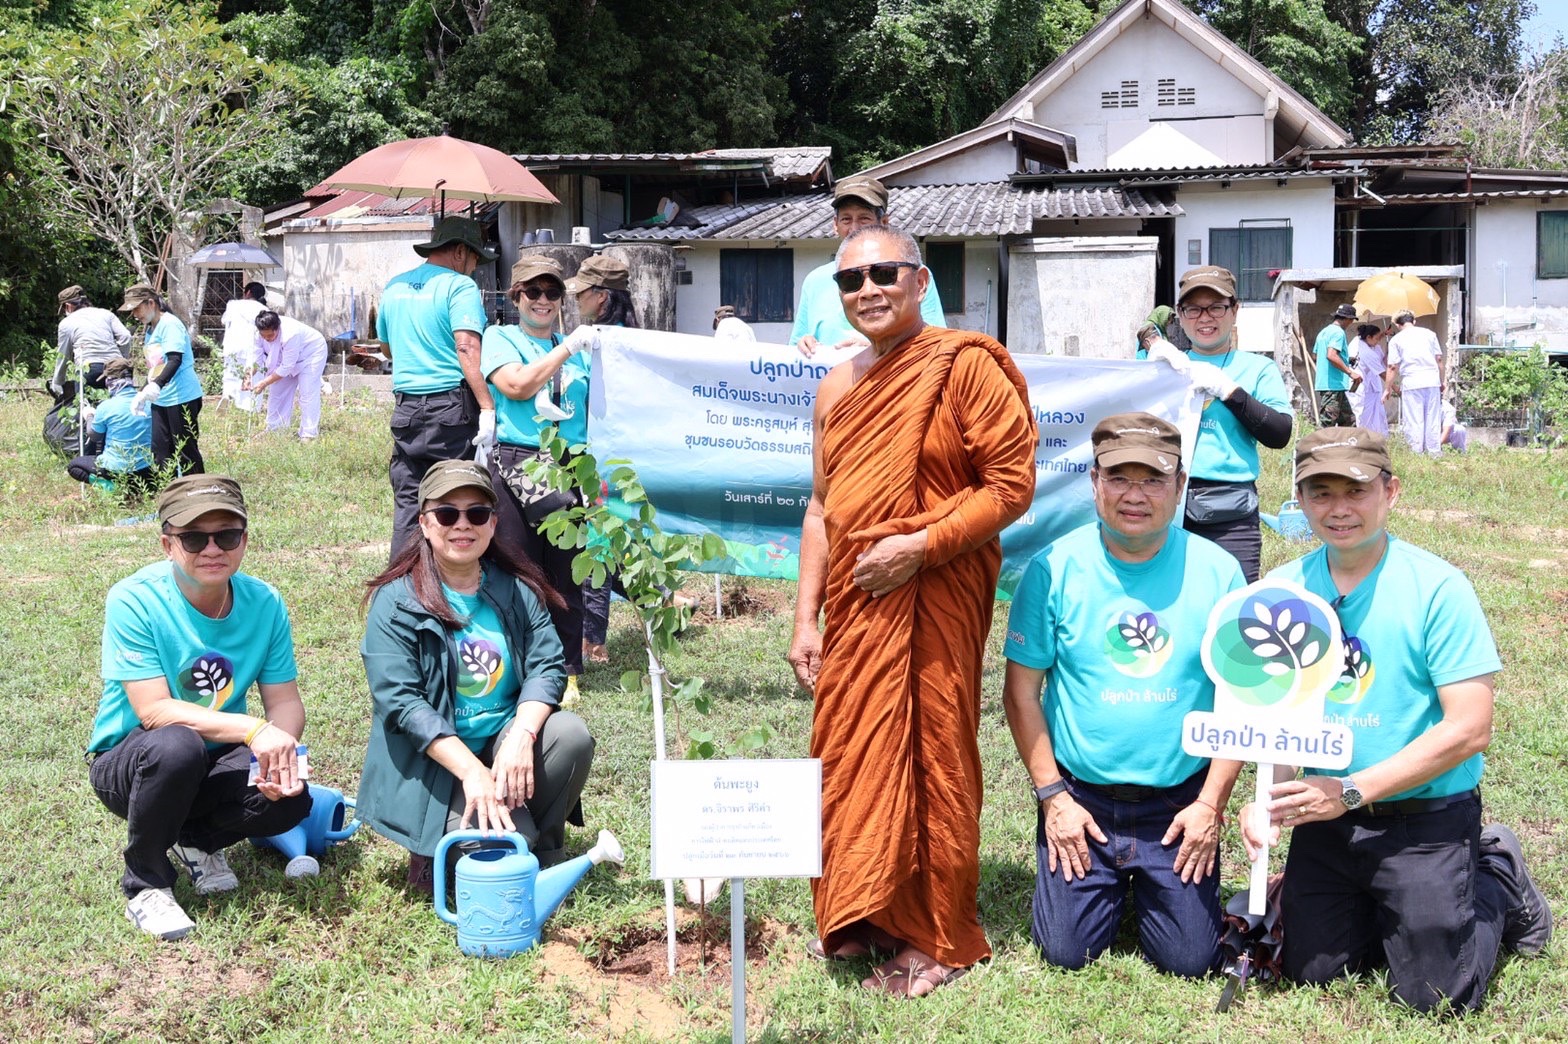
[1032,771,1220,977]
[1281,794,1507,1013]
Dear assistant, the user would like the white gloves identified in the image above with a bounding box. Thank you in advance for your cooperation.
[561,326,599,357]
[80,404,96,427]
[1186,361,1238,401]
[471,408,497,467]
[131,381,160,416]
[1145,339,1188,374]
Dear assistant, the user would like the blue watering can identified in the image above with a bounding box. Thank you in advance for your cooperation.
[251,782,360,878]
[1261,498,1314,542]
[434,828,624,958]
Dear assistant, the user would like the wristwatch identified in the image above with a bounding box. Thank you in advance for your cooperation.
[1034,779,1069,803]
[1336,776,1365,810]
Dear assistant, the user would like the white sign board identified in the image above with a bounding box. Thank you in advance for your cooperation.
[649,758,822,880]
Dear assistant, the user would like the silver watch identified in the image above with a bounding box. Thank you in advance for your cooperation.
[1337,776,1364,810]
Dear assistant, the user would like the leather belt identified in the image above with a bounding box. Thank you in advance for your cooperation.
[1349,788,1479,818]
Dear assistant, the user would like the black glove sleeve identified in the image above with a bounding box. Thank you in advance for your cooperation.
[1220,388,1293,449]
[152,352,182,388]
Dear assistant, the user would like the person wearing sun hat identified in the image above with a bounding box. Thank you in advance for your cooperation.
[1002,412,1244,978]
[378,216,500,560]
[358,459,596,891]
[119,282,206,480]
[55,284,132,393]
[86,474,312,941]
[788,175,946,356]
[1239,427,1551,1013]
[1313,303,1362,427]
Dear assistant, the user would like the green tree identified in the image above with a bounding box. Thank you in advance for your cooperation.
[1429,47,1568,168]
[1190,0,1362,130]
[5,0,298,297]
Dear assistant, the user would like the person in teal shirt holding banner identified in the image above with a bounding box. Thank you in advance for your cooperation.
[86,476,310,941]
[480,255,595,700]
[378,217,497,558]
[1003,413,1243,977]
[1240,427,1551,1013]
[119,282,205,479]
[1312,303,1361,427]
[789,175,945,355]
[1144,266,1293,582]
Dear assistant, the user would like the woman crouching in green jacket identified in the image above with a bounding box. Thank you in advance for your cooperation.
[358,459,595,888]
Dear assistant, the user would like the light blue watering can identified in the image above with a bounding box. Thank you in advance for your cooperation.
[251,782,360,878]
[434,829,624,957]
[1261,498,1313,543]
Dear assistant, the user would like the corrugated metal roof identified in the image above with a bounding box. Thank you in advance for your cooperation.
[513,147,831,180]
[295,190,501,221]
[1117,168,1350,185]
[608,183,1180,241]
[1376,188,1568,203]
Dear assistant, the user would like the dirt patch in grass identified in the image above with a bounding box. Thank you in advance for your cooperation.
[702,580,791,621]
[87,951,271,1034]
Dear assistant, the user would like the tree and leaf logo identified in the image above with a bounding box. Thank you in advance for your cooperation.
[178,653,235,708]
[1104,609,1173,678]
[1327,633,1374,704]
[458,638,505,699]
[1204,584,1343,708]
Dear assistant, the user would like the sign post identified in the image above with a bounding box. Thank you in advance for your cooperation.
[651,758,822,1043]
[1183,579,1354,915]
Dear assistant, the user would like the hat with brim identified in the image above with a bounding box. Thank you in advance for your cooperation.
[833,174,888,211]
[511,255,565,288]
[418,459,496,504]
[58,285,84,313]
[117,283,158,313]
[1333,304,1358,320]
[158,475,248,527]
[564,254,629,294]
[1178,266,1237,302]
[413,217,498,262]
[1092,412,1183,474]
[1294,428,1390,484]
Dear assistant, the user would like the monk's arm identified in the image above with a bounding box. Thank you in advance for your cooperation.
[923,349,1037,568]
[787,374,842,690]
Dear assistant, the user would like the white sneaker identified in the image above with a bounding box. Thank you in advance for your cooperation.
[171,844,239,895]
[125,888,195,941]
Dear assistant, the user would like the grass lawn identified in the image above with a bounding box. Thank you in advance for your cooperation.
[0,391,1563,1042]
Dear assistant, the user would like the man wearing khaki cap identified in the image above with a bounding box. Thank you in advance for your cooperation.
[378,216,499,558]
[1241,427,1551,1012]
[788,175,945,356]
[55,285,132,393]
[1003,412,1243,977]
[86,474,311,941]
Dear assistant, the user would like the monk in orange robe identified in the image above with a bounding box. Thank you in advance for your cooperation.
[788,225,1037,997]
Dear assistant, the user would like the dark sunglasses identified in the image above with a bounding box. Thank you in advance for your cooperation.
[518,285,564,302]
[169,528,246,553]
[833,261,917,294]
[423,504,495,527]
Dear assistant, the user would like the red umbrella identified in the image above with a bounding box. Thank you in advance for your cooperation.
[320,134,559,208]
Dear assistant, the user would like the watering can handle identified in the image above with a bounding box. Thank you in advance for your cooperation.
[432,830,527,926]
[324,796,361,843]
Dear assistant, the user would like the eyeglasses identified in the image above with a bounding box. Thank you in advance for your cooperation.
[422,504,495,527]
[1098,474,1175,496]
[169,528,246,553]
[1178,302,1233,320]
[833,261,917,294]
[518,285,564,302]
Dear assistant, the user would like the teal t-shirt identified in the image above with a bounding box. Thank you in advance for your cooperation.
[88,564,297,752]
[1314,323,1350,391]
[1188,349,1290,483]
[92,387,153,473]
[1268,536,1501,801]
[377,262,488,394]
[480,327,591,448]
[787,260,946,347]
[1004,523,1244,787]
[444,586,522,751]
[145,313,202,407]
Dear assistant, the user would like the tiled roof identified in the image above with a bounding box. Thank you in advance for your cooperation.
[608,182,1180,241]
[513,148,831,180]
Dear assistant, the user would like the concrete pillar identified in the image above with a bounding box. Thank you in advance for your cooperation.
[604,243,676,333]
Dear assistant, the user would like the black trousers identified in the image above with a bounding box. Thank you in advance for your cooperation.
[151,398,205,477]
[89,726,311,896]
[66,454,154,497]
[388,386,478,560]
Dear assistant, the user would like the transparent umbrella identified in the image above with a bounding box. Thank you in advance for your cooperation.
[188,242,283,269]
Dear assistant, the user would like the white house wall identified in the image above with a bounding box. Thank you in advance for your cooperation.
[886,141,1020,186]
[1034,17,1273,169]
[1473,201,1568,349]
[1174,181,1335,351]
[1007,237,1159,357]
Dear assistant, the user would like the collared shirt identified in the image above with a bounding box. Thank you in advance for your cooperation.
[58,307,132,368]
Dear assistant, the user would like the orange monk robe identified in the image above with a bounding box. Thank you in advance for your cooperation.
[811,326,1037,968]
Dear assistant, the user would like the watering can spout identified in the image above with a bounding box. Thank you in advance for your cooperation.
[532,829,623,925]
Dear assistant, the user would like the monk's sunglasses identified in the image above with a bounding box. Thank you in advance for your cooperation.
[517,285,564,302]
[423,505,495,527]
[168,528,246,553]
[833,261,917,294]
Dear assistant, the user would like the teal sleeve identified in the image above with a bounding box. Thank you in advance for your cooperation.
[258,591,298,684]
[101,588,166,683]
[1424,572,1502,687]
[1249,354,1291,412]
[920,270,946,324]
[1004,553,1057,670]
[449,278,487,335]
[788,267,822,345]
[479,326,515,379]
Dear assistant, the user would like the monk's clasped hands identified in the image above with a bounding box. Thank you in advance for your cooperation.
[852,531,927,597]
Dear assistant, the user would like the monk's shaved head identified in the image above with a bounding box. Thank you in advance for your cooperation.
[835,225,920,268]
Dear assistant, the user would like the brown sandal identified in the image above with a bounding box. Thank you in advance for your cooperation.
[862,953,969,998]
